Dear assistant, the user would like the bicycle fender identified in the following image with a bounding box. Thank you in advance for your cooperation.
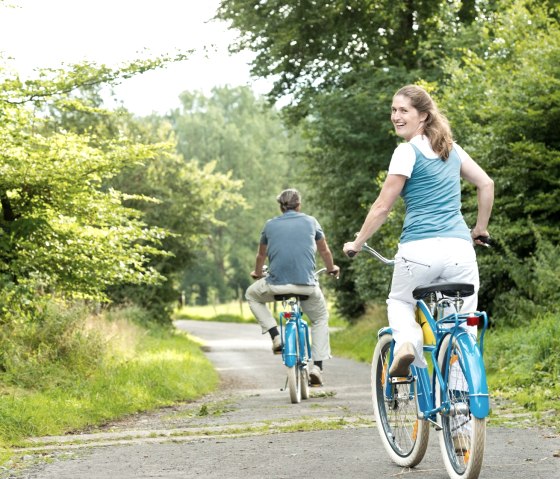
[377,326,392,338]
[283,322,297,368]
[298,321,311,361]
[454,331,490,418]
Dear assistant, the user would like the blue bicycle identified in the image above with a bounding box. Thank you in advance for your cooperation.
[356,243,489,479]
[276,268,327,404]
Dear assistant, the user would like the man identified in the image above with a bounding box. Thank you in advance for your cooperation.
[245,188,340,386]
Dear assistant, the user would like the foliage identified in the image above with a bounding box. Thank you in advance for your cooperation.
[217,0,482,121]
[0,58,190,303]
[1,44,249,321]
[485,311,560,428]
[107,113,246,321]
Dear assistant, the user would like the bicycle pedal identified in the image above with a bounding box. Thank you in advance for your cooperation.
[390,376,414,384]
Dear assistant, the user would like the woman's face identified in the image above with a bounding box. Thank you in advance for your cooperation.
[391,94,427,141]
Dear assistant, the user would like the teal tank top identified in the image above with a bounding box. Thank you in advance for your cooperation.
[400,145,471,244]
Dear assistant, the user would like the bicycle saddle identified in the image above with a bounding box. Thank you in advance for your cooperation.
[274,294,309,301]
[412,282,474,300]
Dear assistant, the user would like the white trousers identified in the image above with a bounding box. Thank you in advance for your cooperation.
[245,279,331,361]
[387,237,479,368]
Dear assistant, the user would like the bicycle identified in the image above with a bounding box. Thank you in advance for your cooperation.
[348,242,490,479]
[276,268,328,404]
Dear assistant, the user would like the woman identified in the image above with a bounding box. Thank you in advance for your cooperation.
[343,85,494,377]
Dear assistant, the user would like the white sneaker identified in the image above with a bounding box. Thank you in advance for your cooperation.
[309,364,323,386]
[389,342,415,377]
[272,335,282,354]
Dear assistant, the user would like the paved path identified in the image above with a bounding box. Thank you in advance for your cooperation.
[9,320,560,478]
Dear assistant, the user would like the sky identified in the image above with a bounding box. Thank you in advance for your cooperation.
[0,0,271,115]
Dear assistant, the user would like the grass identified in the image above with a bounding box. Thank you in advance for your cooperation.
[175,301,253,323]
[484,311,560,429]
[0,309,218,454]
[330,304,386,363]
[177,299,348,328]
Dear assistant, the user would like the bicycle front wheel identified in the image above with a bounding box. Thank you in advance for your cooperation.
[286,327,302,404]
[371,333,429,467]
[436,333,486,479]
[287,365,301,403]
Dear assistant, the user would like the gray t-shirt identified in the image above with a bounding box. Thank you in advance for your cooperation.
[260,211,324,285]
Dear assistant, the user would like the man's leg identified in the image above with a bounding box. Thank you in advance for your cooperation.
[245,278,278,333]
[300,286,331,361]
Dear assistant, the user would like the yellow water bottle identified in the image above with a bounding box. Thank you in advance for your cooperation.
[416,308,435,346]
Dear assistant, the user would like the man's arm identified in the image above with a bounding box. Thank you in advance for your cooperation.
[317,237,340,276]
[250,243,268,279]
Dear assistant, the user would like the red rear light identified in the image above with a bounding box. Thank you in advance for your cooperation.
[466,315,479,326]
[284,312,291,319]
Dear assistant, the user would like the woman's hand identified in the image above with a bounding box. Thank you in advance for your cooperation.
[343,241,361,257]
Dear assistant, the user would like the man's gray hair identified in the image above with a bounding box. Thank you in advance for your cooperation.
[276,188,301,211]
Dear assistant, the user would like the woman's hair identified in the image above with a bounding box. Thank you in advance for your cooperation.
[395,85,454,160]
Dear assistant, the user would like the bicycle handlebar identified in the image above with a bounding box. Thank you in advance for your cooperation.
[473,235,492,247]
[346,243,395,264]
[347,236,493,259]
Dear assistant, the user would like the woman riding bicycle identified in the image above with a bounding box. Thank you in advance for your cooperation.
[343,84,494,377]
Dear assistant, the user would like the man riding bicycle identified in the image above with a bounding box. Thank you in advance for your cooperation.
[246,188,340,386]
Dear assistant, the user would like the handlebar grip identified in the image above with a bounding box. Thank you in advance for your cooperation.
[474,235,492,246]
[346,250,357,258]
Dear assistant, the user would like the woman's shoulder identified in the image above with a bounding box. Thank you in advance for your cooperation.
[451,142,473,162]
[410,135,438,158]
[392,142,416,160]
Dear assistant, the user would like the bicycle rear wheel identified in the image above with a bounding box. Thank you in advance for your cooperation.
[300,367,310,400]
[436,333,486,479]
[371,333,429,467]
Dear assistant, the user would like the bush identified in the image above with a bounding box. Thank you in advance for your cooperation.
[0,298,106,389]
[486,311,560,384]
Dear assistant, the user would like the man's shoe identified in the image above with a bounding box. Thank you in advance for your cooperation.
[389,342,415,377]
[309,364,323,386]
[272,335,282,354]
[453,433,470,454]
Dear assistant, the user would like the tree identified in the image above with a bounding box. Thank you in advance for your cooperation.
[217,0,481,120]
[0,63,169,301]
[0,52,244,322]
[168,86,301,304]
[440,0,560,321]
[216,0,491,317]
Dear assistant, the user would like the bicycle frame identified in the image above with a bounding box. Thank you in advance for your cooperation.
[380,304,489,423]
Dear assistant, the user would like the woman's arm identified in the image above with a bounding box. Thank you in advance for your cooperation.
[343,174,406,255]
[461,156,494,241]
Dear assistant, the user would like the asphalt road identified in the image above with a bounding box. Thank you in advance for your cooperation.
[11,320,560,479]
